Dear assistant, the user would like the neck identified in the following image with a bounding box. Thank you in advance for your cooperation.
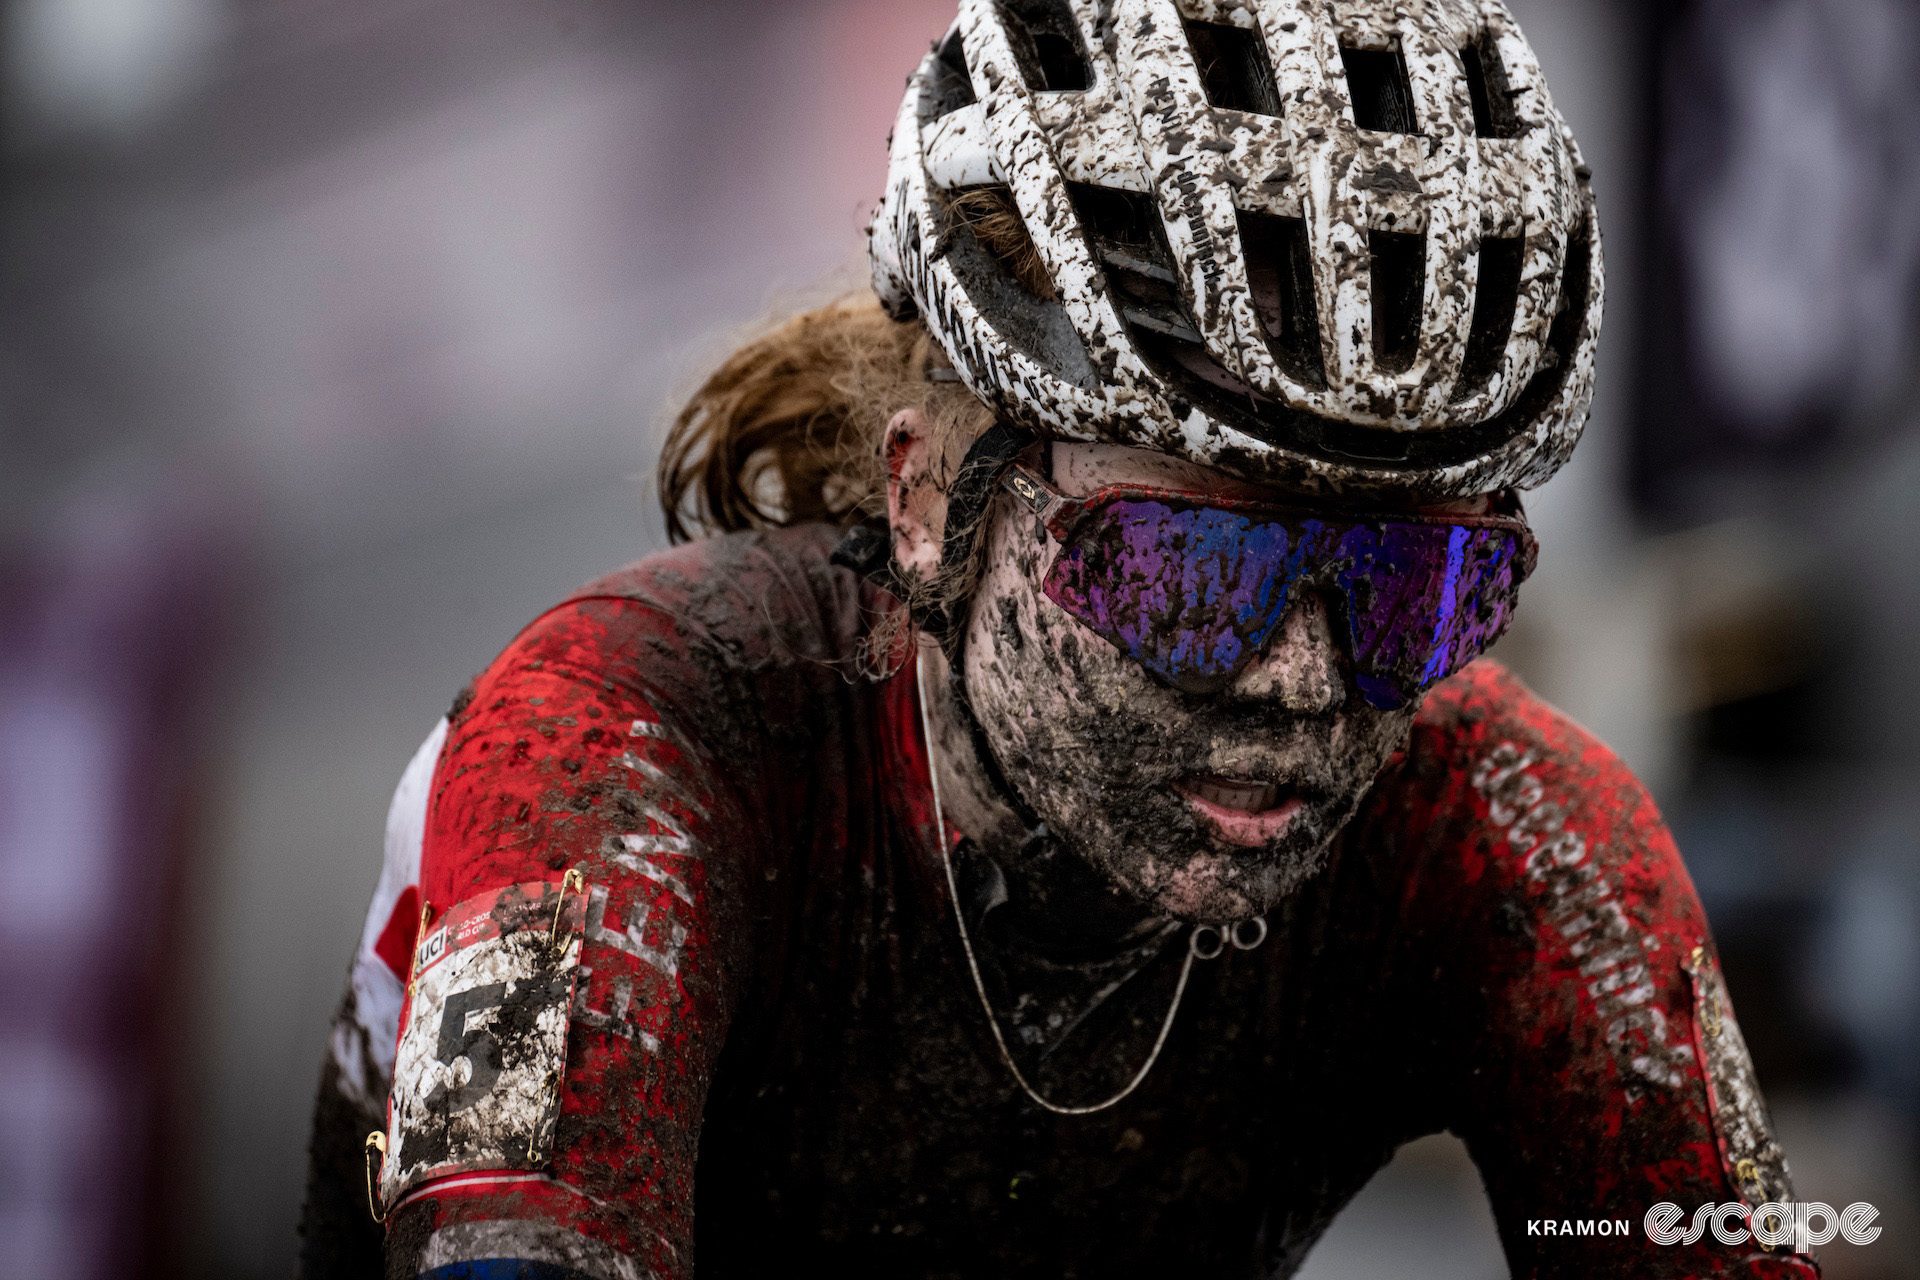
[917,641,1164,955]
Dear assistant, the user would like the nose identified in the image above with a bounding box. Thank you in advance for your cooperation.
[1227,593,1343,713]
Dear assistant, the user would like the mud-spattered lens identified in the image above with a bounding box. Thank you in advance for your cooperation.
[1042,499,1526,708]
[1328,522,1526,709]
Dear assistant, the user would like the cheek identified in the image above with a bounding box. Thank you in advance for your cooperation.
[968,565,1068,748]
[965,524,1148,737]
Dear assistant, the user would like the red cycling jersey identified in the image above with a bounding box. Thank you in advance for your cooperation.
[305,523,1817,1280]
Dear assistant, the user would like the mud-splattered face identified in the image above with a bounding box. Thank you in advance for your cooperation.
[902,435,1429,924]
[890,416,1443,924]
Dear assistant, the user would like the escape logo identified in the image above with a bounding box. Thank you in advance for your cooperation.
[1644,1202,1882,1254]
[1524,1204,1882,1252]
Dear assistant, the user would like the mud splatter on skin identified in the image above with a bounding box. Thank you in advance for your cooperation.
[930,442,1419,924]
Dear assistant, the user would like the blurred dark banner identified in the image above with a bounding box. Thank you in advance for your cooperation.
[0,490,235,1278]
[1636,0,1920,518]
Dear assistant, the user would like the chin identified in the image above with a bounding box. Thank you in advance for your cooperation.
[1094,828,1339,926]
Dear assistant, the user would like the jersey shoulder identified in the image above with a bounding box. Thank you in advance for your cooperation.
[426,521,882,888]
[1405,658,1666,839]
[1399,657,1678,900]
[471,522,885,750]
[1413,658,1620,779]
[562,523,870,669]
[1388,674,1804,1235]
[1391,660,1714,1091]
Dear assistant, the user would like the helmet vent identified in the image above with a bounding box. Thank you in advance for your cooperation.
[1240,211,1327,388]
[1369,229,1427,373]
[933,28,978,118]
[1065,183,1277,424]
[1000,0,1092,92]
[1183,20,1282,118]
[1067,180,1188,321]
[1461,35,1520,139]
[1068,181,1164,255]
[947,185,1056,300]
[940,185,1097,390]
[1453,235,1524,401]
[1461,216,1590,440]
[1340,42,1418,134]
[1128,316,1306,450]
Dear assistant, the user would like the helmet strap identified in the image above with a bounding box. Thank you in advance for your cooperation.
[833,420,1048,832]
[926,421,1036,654]
[928,422,1048,832]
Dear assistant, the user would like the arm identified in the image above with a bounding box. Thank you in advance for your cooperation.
[372,598,758,1280]
[300,1045,387,1279]
[301,719,446,1279]
[1413,665,1818,1279]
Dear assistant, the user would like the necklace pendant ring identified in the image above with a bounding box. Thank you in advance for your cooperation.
[1191,916,1268,961]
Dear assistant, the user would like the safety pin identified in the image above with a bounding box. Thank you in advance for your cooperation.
[405,900,432,1000]
[364,1131,388,1223]
[550,868,585,954]
[1690,946,1723,1037]
[527,1068,560,1164]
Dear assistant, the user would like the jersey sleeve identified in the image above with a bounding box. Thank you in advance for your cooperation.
[1402,662,1819,1280]
[378,595,758,1280]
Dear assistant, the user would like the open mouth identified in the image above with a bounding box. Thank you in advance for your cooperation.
[1183,776,1283,812]
[1174,775,1306,848]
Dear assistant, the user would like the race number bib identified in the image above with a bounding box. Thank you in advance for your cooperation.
[379,878,587,1207]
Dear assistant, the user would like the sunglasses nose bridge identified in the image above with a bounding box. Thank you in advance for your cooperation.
[1223,590,1347,714]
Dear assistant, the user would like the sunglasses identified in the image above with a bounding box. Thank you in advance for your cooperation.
[1000,462,1537,711]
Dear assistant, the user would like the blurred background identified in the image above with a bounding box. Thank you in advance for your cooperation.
[0,0,1914,1276]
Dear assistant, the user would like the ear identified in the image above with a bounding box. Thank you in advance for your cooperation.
[885,408,944,588]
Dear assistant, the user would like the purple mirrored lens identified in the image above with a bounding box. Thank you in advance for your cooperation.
[1042,500,1297,692]
[1330,522,1524,709]
[1043,500,1524,707]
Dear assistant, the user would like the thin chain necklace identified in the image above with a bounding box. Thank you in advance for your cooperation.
[915,655,1264,1115]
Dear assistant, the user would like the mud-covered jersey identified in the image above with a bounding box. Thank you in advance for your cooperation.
[302,524,1817,1280]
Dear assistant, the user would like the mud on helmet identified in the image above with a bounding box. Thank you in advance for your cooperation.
[870,0,1604,502]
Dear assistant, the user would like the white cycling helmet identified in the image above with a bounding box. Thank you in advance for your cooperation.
[870,0,1604,500]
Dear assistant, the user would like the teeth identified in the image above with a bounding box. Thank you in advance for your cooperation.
[1189,778,1281,812]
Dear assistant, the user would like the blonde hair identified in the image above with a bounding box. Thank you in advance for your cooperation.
[659,291,996,543]
[658,291,999,666]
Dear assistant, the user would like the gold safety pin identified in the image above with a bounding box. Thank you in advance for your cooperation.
[527,1068,560,1164]
[550,868,586,953]
[364,1131,388,1223]
[1690,946,1724,1038]
[406,899,433,1000]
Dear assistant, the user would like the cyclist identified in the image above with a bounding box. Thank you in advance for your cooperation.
[302,2,1815,1276]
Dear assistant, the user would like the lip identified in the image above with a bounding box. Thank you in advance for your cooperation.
[1175,776,1306,848]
